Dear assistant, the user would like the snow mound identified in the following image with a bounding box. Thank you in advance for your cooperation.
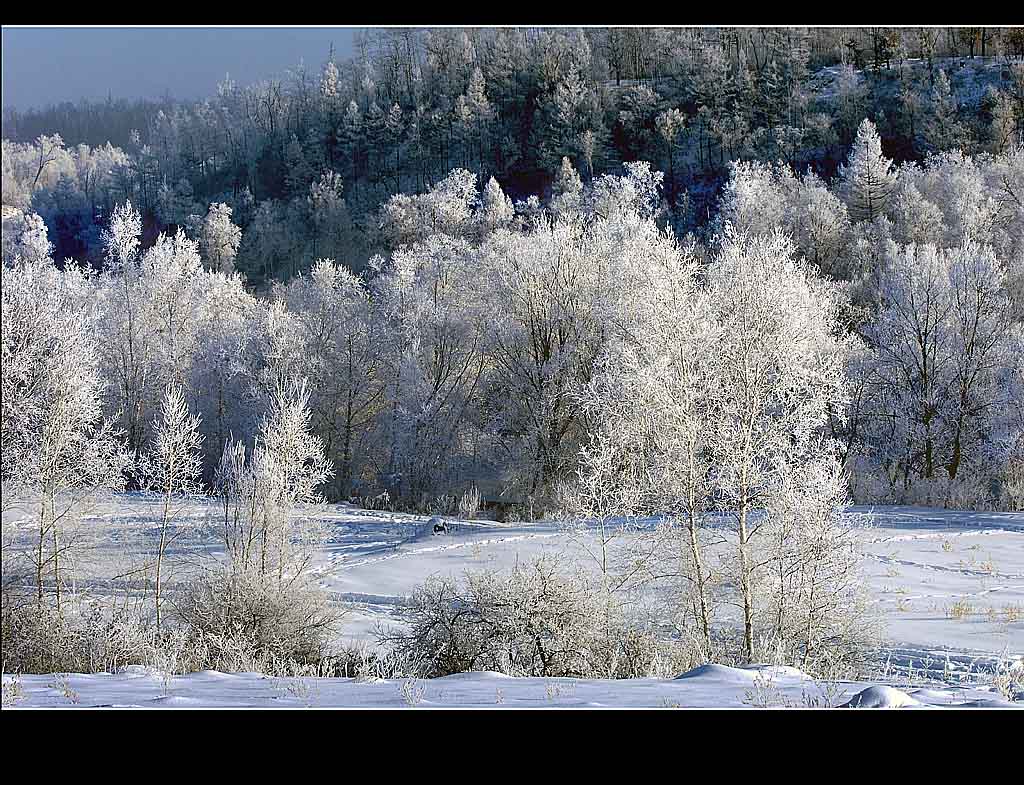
[434,671,511,681]
[908,688,955,704]
[842,685,921,708]
[192,670,241,679]
[675,664,760,681]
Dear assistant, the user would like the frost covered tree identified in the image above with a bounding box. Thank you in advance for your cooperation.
[475,219,600,504]
[455,67,493,178]
[188,271,260,476]
[380,168,481,248]
[254,379,334,585]
[571,225,870,669]
[890,149,1023,272]
[923,70,965,153]
[550,157,584,217]
[704,230,851,662]
[476,163,671,506]
[759,453,874,671]
[181,380,337,666]
[144,383,203,629]
[854,240,1017,505]
[307,171,354,263]
[477,176,514,236]
[655,108,686,198]
[198,202,242,275]
[999,326,1024,510]
[715,161,854,280]
[96,201,150,455]
[1,257,126,612]
[839,119,897,222]
[1,208,53,266]
[279,259,388,499]
[372,235,488,502]
[983,87,1019,155]
[213,378,333,583]
[96,207,208,458]
[241,199,303,280]
[572,233,720,655]
[155,177,200,229]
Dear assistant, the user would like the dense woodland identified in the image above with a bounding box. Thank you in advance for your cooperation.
[4,27,1024,270]
[2,26,1023,680]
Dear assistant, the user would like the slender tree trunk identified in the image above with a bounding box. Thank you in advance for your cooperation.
[52,495,61,616]
[36,495,48,607]
[687,508,712,652]
[738,500,755,661]
[155,472,172,631]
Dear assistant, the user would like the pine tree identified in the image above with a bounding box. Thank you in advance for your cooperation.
[479,176,514,234]
[839,119,896,222]
[923,69,964,152]
[551,156,584,216]
[986,88,1019,154]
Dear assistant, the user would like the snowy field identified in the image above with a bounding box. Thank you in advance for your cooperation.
[3,497,1022,708]
[4,663,1017,709]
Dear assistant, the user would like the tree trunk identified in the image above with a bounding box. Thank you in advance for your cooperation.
[738,501,755,661]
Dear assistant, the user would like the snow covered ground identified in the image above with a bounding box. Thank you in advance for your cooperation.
[3,497,1022,708]
[4,662,1018,709]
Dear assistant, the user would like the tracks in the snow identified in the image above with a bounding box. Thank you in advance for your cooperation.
[322,530,563,572]
[864,551,1024,581]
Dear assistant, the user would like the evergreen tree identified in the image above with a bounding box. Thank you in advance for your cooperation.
[839,118,896,222]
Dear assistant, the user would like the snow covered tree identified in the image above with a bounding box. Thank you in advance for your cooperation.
[198,202,242,275]
[716,162,854,280]
[571,233,720,655]
[923,69,965,153]
[380,169,480,248]
[307,171,354,262]
[96,211,208,460]
[241,199,301,280]
[550,157,584,217]
[254,378,334,585]
[96,201,150,455]
[155,177,200,229]
[479,164,673,507]
[455,67,493,178]
[279,259,388,499]
[571,224,870,670]
[477,176,514,236]
[839,119,897,222]
[189,271,259,477]
[183,383,337,667]
[372,234,488,502]
[1,208,53,266]
[759,452,874,672]
[1,257,127,612]
[655,108,686,199]
[144,383,203,629]
[854,240,1017,506]
[705,230,851,662]
[983,87,1019,155]
[213,378,333,584]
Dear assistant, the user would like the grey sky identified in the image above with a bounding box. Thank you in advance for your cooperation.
[1,27,358,110]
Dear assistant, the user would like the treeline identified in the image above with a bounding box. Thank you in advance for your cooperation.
[3,95,178,150]
[3,27,1024,277]
[4,121,1023,513]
